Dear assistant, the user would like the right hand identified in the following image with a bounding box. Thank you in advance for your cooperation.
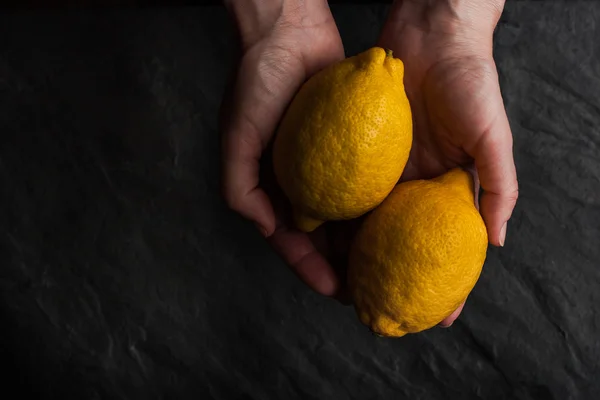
[221,0,346,297]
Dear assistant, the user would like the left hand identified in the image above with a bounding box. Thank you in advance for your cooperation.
[220,0,349,299]
[378,0,519,326]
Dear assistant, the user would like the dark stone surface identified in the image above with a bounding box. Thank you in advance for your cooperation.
[1,3,599,399]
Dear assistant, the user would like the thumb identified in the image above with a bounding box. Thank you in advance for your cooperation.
[467,100,519,247]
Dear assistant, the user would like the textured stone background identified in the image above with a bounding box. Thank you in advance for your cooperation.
[1,2,599,399]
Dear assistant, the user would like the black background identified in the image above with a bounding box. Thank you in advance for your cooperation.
[1,2,599,399]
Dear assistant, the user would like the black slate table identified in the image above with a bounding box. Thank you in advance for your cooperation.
[1,2,599,399]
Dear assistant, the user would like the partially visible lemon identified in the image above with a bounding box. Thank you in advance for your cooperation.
[348,168,488,337]
[273,47,413,232]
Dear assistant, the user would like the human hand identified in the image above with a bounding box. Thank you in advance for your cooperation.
[221,0,348,298]
[378,0,519,325]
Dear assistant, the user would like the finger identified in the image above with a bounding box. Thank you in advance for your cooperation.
[461,163,481,211]
[222,119,276,236]
[268,226,339,297]
[221,47,306,236]
[438,301,466,328]
[467,101,518,247]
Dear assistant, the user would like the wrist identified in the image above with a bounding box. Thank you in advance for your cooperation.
[224,0,327,50]
[388,0,505,44]
[224,0,285,48]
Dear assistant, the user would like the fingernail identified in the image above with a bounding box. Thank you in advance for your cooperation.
[438,322,453,328]
[255,223,268,237]
[499,221,507,247]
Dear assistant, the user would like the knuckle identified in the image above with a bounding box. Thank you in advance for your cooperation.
[224,192,244,213]
[506,186,519,204]
[221,180,241,210]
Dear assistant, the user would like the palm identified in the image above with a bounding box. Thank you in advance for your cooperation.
[397,55,500,187]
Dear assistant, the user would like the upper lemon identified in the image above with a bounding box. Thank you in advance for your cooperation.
[272,47,413,232]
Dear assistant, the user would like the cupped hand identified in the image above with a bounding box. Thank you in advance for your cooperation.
[378,0,519,326]
[221,1,348,298]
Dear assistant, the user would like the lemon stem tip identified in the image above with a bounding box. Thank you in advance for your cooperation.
[293,212,324,233]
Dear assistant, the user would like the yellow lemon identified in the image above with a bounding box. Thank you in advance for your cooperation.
[272,47,412,232]
[348,168,488,337]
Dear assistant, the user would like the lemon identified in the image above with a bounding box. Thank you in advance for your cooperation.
[272,47,413,232]
[348,168,488,337]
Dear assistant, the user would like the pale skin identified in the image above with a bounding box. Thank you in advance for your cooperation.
[221,0,518,327]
